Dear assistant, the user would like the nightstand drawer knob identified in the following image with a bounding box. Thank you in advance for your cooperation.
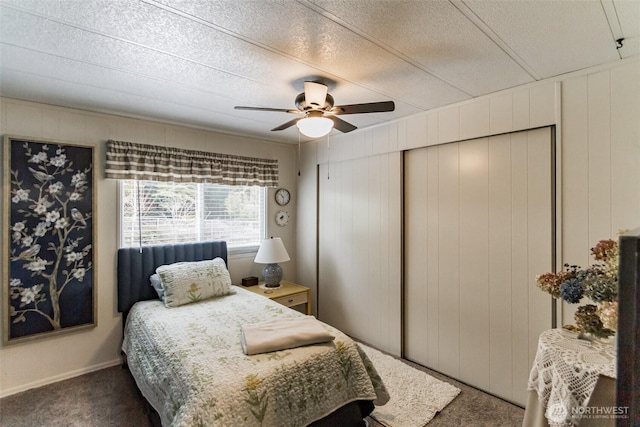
[273,292,308,307]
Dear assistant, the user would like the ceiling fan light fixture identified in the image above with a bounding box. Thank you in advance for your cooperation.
[297,114,333,138]
[236,80,394,136]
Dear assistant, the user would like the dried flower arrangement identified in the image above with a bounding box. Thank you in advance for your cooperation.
[536,239,618,338]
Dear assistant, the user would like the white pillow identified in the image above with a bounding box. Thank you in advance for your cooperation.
[149,273,165,301]
[156,257,234,307]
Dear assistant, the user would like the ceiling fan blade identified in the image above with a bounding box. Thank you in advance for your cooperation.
[271,117,302,131]
[235,106,301,114]
[331,101,395,115]
[304,81,328,109]
[329,116,357,133]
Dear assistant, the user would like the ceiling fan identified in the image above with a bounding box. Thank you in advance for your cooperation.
[235,81,395,138]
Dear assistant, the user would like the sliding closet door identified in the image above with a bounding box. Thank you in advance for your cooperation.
[404,127,554,406]
[318,153,402,355]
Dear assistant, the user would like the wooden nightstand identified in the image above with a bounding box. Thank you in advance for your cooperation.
[246,280,311,315]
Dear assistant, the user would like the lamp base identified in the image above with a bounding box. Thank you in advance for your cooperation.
[262,263,283,287]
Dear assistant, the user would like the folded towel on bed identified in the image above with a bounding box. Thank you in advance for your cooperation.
[240,316,335,355]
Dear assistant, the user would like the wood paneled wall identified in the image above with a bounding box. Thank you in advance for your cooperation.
[297,57,639,373]
[404,128,554,405]
[317,153,402,352]
[300,79,559,358]
[561,63,640,324]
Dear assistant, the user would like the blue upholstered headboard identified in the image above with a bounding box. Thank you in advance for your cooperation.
[117,241,228,314]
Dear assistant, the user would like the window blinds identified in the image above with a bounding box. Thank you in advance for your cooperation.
[120,180,265,248]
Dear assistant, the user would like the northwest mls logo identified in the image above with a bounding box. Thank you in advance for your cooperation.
[548,403,569,424]
[573,405,630,420]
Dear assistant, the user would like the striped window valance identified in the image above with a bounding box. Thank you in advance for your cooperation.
[105,140,278,187]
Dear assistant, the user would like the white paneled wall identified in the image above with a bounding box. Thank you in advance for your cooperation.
[295,141,319,314]
[560,61,640,324]
[434,142,461,377]
[404,128,553,406]
[298,58,640,402]
[317,153,402,354]
[310,78,559,360]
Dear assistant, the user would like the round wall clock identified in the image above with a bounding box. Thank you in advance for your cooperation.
[275,210,289,226]
[275,188,291,206]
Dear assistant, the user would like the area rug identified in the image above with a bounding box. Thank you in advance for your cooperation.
[359,343,461,427]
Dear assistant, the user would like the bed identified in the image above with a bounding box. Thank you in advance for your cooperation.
[118,241,388,427]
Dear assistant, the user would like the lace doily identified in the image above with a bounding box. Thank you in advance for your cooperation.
[527,328,616,426]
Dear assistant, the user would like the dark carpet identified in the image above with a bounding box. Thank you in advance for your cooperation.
[0,360,524,427]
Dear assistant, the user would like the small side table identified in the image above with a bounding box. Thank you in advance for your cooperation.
[524,328,617,427]
[245,280,311,315]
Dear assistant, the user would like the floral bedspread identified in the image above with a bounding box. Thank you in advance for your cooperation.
[122,286,389,426]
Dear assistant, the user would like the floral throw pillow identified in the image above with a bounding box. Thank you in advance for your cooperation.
[156,257,234,307]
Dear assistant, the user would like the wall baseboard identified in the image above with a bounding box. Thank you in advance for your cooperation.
[0,358,123,399]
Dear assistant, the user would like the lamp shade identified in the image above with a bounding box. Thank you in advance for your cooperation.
[254,237,290,264]
[297,114,333,138]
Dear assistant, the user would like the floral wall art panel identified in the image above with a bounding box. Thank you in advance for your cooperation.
[3,136,96,344]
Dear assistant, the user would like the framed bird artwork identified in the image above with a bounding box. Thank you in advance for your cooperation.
[3,135,97,344]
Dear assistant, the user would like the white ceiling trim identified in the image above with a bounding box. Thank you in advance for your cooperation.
[600,0,624,60]
[453,0,541,80]
[147,0,417,108]
[301,0,474,98]
[0,0,636,143]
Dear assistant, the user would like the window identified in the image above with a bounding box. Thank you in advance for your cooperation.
[120,180,265,250]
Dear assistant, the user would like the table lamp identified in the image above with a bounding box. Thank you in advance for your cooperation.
[254,237,290,288]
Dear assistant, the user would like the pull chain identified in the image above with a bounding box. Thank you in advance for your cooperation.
[298,131,301,177]
[327,134,331,180]
[136,180,143,253]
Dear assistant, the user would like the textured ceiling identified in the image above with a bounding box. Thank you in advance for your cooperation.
[1,0,638,143]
